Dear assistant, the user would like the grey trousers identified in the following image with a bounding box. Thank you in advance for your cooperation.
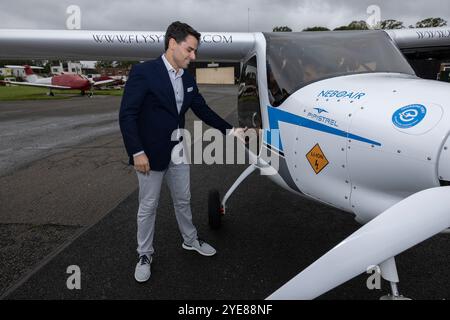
[136,161,198,258]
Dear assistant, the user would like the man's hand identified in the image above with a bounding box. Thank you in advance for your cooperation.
[232,127,248,143]
[134,153,150,174]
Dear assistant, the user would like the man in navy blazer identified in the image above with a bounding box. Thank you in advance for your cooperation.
[119,21,240,283]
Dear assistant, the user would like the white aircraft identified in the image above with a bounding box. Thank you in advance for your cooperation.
[2,64,116,96]
[1,27,449,300]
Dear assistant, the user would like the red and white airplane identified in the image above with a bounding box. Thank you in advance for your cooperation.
[1,65,116,96]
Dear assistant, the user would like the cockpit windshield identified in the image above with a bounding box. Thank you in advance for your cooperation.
[265,31,415,106]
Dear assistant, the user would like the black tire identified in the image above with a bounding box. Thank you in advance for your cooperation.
[208,189,222,229]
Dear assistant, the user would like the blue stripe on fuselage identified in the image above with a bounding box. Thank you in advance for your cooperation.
[264,106,381,152]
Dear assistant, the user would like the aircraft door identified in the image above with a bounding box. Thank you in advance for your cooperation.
[238,56,262,130]
[238,56,262,154]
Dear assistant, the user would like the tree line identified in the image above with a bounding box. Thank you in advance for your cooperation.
[273,17,447,32]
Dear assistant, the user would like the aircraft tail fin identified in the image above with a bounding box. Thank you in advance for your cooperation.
[4,65,41,82]
[23,65,34,75]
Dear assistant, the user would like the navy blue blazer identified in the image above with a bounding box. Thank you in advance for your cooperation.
[119,57,233,171]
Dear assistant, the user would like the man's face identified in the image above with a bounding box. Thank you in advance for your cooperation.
[170,35,198,69]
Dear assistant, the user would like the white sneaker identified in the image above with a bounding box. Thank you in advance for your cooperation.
[182,239,216,256]
[134,255,152,283]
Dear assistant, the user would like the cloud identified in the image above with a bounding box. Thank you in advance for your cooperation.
[0,0,449,32]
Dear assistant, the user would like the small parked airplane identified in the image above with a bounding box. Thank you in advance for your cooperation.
[0,26,449,300]
[1,65,116,96]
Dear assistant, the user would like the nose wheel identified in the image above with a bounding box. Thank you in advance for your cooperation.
[208,189,224,229]
[207,164,257,230]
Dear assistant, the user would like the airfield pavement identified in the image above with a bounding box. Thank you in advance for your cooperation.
[0,85,448,300]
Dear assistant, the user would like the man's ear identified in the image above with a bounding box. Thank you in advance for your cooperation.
[168,38,177,50]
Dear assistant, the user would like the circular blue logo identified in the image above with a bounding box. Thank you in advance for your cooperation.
[392,104,426,128]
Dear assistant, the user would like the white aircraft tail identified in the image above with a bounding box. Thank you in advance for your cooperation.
[23,65,38,83]
[5,65,43,83]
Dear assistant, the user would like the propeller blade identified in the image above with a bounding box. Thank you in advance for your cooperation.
[267,186,450,300]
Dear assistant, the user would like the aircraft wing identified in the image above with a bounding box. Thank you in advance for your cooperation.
[1,80,72,90]
[0,29,255,61]
[267,186,450,300]
[2,27,450,62]
[91,79,116,87]
[385,27,450,50]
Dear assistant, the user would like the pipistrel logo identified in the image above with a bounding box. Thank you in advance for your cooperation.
[392,104,427,128]
[307,108,338,128]
[313,107,328,114]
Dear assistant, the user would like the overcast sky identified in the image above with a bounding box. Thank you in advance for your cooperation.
[0,0,449,32]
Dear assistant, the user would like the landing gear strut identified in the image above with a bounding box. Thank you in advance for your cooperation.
[379,257,411,300]
[208,164,257,229]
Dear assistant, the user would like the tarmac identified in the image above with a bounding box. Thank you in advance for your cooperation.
[0,85,448,300]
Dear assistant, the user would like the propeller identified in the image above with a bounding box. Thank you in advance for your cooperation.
[267,186,450,300]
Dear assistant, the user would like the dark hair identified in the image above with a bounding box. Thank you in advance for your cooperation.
[164,21,201,51]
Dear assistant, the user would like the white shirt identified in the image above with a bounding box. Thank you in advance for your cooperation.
[161,53,184,114]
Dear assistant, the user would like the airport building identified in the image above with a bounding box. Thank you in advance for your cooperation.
[50,61,83,75]
[95,66,130,78]
[188,62,240,84]
[0,67,12,77]
[439,62,450,81]
[95,61,241,85]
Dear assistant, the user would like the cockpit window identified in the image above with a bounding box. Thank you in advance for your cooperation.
[265,31,415,106]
